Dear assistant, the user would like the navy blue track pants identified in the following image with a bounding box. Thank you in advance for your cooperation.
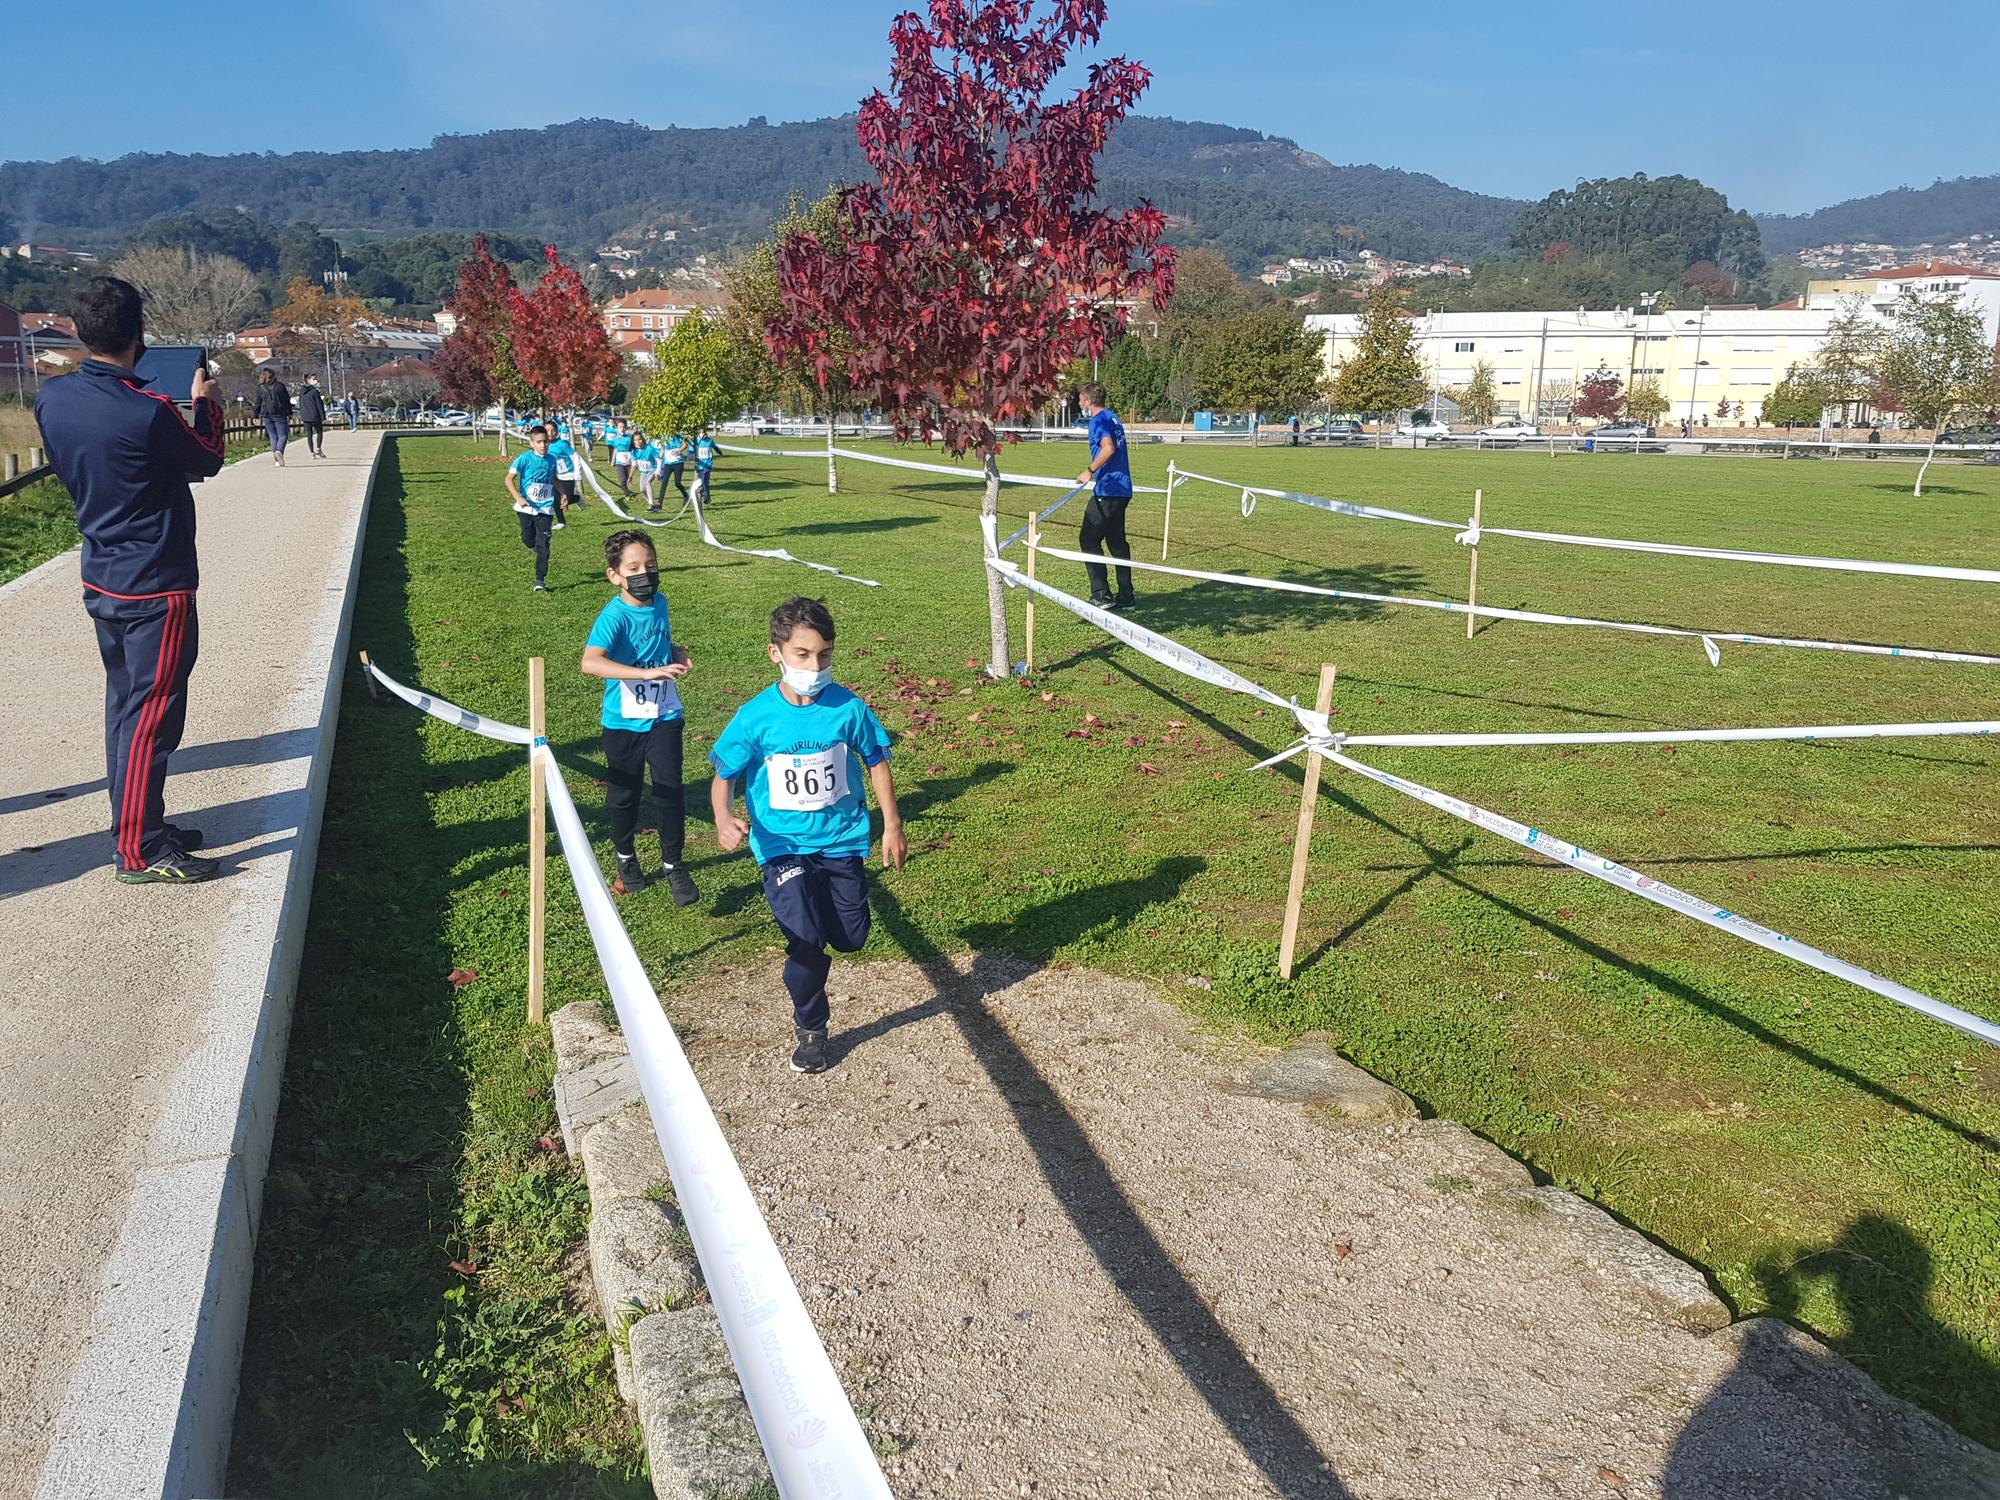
[760,853,871,1030]
[86,588,199,871]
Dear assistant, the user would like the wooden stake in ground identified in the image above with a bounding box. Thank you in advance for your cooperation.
[1024,511,1039,675]
[1278,663,1338,981]
[527,655,547,1025]
[356,649,382,702]
[1161,460,1177,560]
[1464,488,1483,640]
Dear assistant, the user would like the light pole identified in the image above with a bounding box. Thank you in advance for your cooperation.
[1627,291,1659,391]
[1682,307,1709,427]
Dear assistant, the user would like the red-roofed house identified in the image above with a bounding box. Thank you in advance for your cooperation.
[1808,259,2000,350]
[601,289,730,364]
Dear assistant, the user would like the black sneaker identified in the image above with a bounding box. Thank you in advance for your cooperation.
[612,853,647,895]
[661,862,699,907]
[162,823,205,851]
[790,1027,829,1074]
[1111,595,1136,611]
[1088,594,1115,609]
[116,848,221,884]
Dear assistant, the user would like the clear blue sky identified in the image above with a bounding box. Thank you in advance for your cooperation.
[11,0,1995,216]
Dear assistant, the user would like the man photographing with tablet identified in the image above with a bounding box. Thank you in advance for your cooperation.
[34,275,228,884]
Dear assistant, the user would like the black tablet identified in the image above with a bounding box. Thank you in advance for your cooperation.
[135,345,209,402]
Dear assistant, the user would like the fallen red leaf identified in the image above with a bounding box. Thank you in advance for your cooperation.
[927,763,945,774]
[449,1258,479,1276]
[1123,735,1146,748]
[1596,1468,1627,1489]
[964,658,979,670]
[1165,719,1186,730]
[1136,762,1162,775]
[1333,1242,1351,1259]
[534,1135,558,1153]
[446,967,478,989]
[1083,713,1102,727]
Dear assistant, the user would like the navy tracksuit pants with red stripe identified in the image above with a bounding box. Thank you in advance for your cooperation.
[85,588,199,871]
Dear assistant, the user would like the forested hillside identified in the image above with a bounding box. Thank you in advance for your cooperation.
[0,115,1522,271]
[1757,174,2000,254]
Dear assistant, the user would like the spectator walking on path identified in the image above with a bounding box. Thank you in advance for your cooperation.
[254,367,293,466]
[343,392,359,430]
[33,275,227,883]
[1074,381,1136,610]
[298,375,327,458]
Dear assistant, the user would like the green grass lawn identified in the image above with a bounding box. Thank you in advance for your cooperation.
[233,433,2000,1492]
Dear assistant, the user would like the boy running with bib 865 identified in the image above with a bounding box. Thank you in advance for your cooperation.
[709,596,906,1073]
[583,530,698,904]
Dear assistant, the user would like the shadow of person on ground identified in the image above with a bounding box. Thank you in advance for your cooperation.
[1662,1215,2000,1498]
[851,868,1353,1497]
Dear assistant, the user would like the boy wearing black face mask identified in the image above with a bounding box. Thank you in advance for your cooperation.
[581,530,698,903]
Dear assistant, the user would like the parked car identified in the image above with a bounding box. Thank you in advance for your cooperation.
[1476,419,1539,439]
[434,409,473,428]
[1591,421,1657,439]
[1395,415,1452,439]
[1938,424,2000,446]
[1306,419,1368,445]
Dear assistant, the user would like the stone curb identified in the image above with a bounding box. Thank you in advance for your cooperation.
[549,1002,772,1500]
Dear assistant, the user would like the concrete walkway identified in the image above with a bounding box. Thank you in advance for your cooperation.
[0,431,379,1498]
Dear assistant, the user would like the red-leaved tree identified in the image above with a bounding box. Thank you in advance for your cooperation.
[769,0,1175,676]
[509,245,621,411]
[435,237,530,448]
[1573,363,1625,423]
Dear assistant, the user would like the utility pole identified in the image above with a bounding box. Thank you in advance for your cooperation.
[1683,307,1709,426]
[1530,314,1549,423]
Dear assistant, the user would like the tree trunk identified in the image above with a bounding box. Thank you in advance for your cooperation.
[826,411,838,495]
[1914,440,1936,498]
[981,446,1011,679]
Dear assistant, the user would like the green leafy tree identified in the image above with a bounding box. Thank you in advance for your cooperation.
[1759,364,1828,428]
[1450,359,1499,424]
[1873,287,1998,495]
[1164,346,1208,422]
[1159,247,1247,360]
[1817,295,1883,428]
[632,314,745,436]
[1623,377,1671,426]
[1325,284,1425,419]
[724,189,852,419]
[1102,335,1166,418]
[1204,309,1323,415]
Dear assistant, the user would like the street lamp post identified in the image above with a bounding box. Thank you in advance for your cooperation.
[1627,291,1659,391]
[1683,307,1709,427]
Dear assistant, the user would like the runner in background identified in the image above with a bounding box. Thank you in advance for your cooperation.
[693,428,719,505]
[507,426,561,592]
[659,429,691,502]
[633,429,662,512]
[545,422,582,523]
[608,418,636,496]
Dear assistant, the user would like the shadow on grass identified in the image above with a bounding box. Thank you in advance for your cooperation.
[789,515,939,536]
[228,439,649,1499]
[855,871,1352,1498]
[1664,1215,2000,1486]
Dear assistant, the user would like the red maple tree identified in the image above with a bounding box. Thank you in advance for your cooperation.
[434,237,515,411]
[1573,364,1626,422]
[768,0,1175,673]
[509,246,621,411]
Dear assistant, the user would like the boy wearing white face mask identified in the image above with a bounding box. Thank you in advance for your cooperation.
[709,596,907,1074]
[583,530,697,902]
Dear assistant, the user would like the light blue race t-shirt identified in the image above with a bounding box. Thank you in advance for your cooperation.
[709,682,891,862]
[609,431,635,460]
[694,436,718,472]
[509,450,559,512]
[661,435,687,463]
[586,594,683,732]
[547,437,577,478]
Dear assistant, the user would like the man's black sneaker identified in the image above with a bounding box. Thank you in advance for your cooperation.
[116,848,221,884]
[790,1027,829,1074]
[661,862,699,907]
[1112,595,1137,610]
[612,853,647,895]
[162,823,205,851]
[1088,595,1115,609]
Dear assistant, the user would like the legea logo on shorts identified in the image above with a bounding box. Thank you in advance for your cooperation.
[774,865,803,888]
[788,1417,829,1450]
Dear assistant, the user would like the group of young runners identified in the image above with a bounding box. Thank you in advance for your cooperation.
[504,411,903,1075]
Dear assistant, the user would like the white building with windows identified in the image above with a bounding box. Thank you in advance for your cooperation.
[1305,305,1845,425]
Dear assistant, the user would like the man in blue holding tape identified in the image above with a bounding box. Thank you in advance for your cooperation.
[34,276,227,883]
[1075,380,1136,610]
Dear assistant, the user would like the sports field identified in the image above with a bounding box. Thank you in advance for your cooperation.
[232,433,2000,1491]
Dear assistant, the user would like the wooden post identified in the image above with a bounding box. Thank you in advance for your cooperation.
[826,413,838,494]
[1278,663,1338,980]
[1464,488,1483,640]
[1024,511,1038,675]
[3,454,16,484]
[1161,461,1177,560]
[527,656,547,1025]
[357,648,383,701]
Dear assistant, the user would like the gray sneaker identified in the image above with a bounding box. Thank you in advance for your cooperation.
[612,853,647,895]
[790,1027,829,1074]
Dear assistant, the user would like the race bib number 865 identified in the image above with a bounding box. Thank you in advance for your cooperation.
[765,747,847,813]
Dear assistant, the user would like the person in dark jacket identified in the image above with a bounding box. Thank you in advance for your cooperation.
[253,367,292,466]
[297,374,328,458]
[34,276,227,883]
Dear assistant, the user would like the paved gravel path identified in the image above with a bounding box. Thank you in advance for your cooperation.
[671,948,2000,1500]
[0,433,378,1495]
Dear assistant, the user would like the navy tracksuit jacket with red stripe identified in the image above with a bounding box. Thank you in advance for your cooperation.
[35,359,225,869]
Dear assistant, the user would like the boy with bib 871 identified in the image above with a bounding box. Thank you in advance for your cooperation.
[709,596,906,1074]
[582,530,699,904]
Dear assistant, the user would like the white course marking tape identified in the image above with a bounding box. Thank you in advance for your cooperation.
[1172,466,2000,586]
[359,658,893,1496]
[719,440,1169,494]
[1021,542,2000,668]
[1328,748,2000,1049]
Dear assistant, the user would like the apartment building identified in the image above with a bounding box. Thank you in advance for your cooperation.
[600,288,730,364]
[1804,260,2000,348]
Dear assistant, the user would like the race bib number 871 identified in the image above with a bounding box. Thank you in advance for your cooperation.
[765,747,848,813]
